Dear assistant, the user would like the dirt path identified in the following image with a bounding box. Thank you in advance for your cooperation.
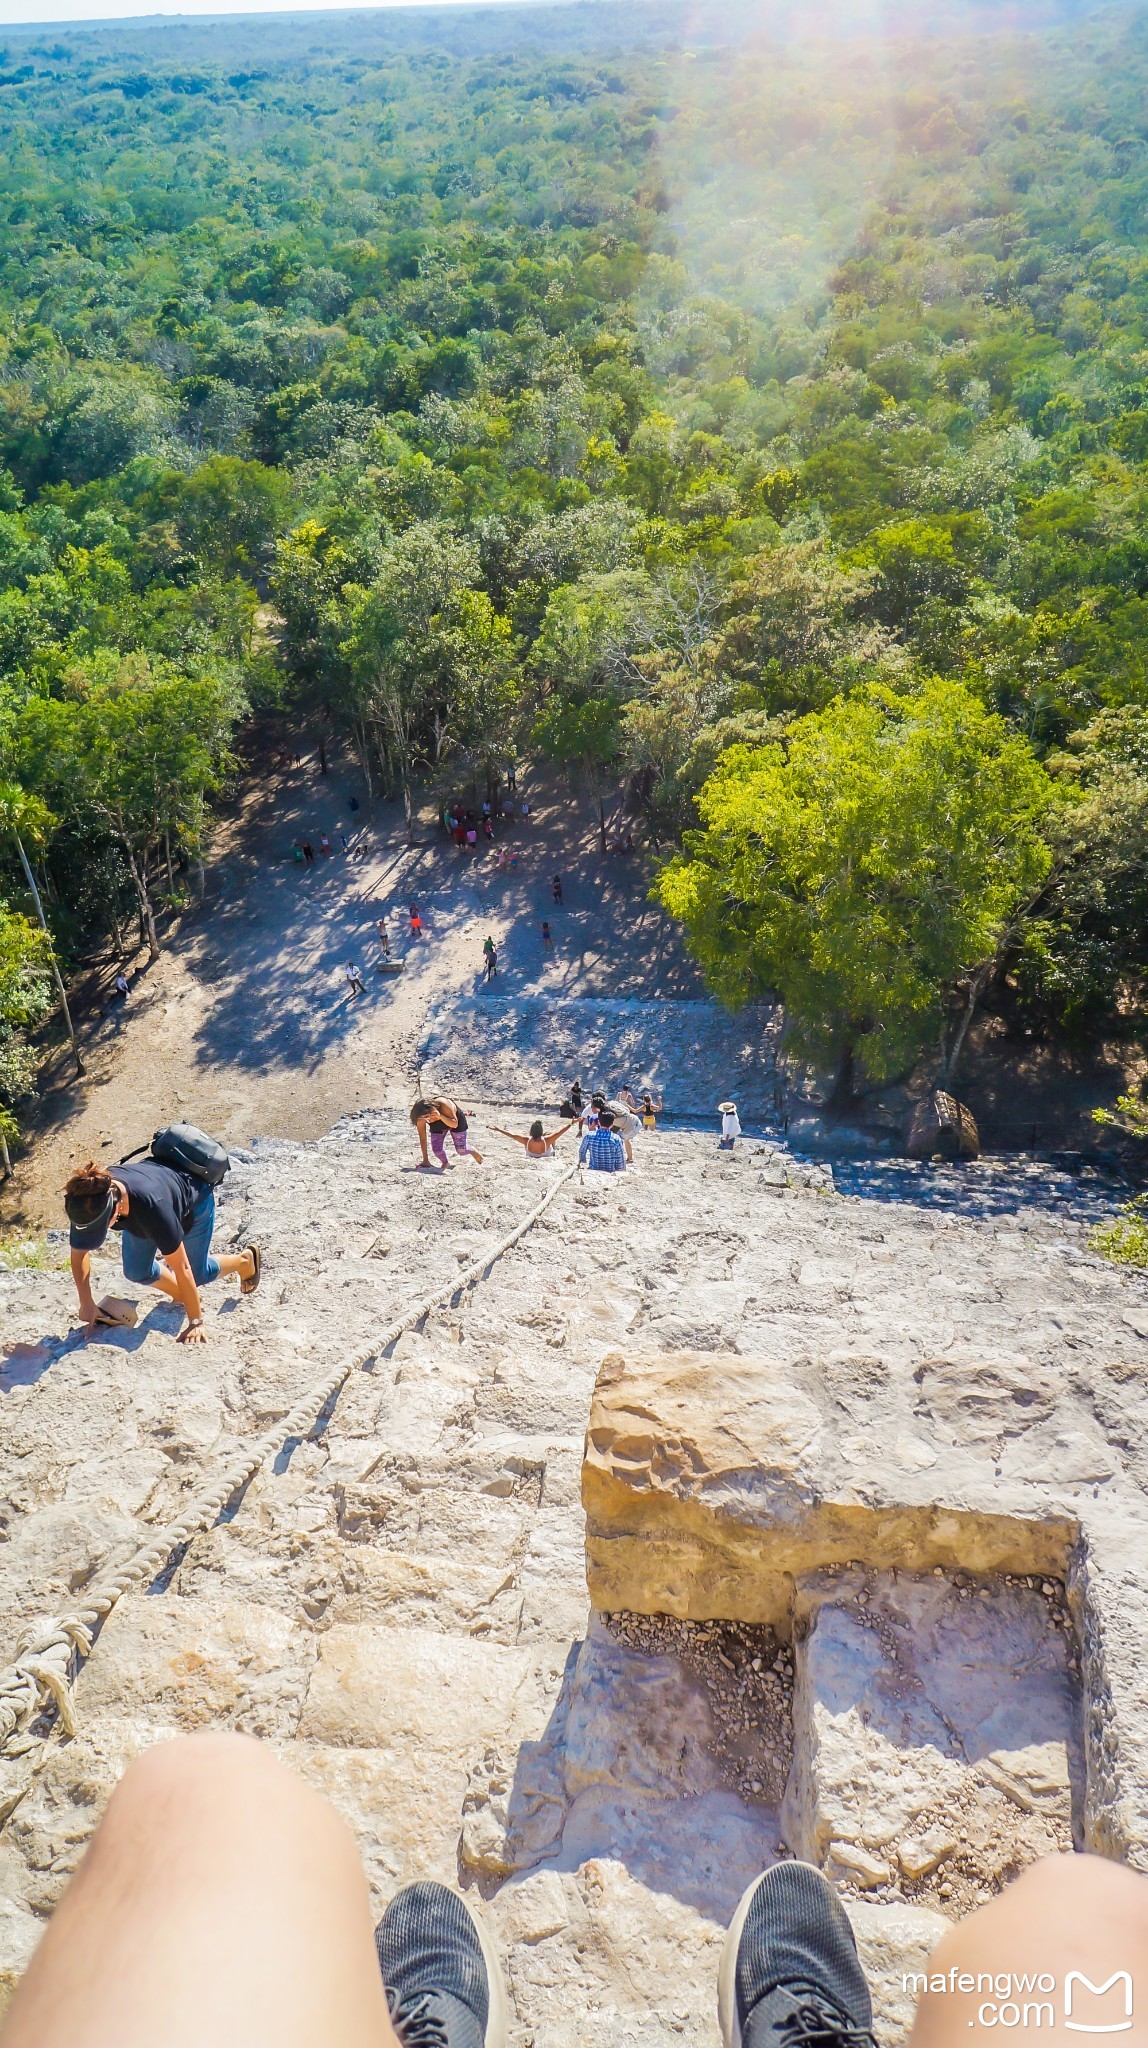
[1,742,701,1231]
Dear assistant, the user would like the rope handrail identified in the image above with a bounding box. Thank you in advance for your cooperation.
[0,1159,579,1758]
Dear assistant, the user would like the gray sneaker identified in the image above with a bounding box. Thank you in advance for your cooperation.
[718,1861,878,2048]
[375,1881,507,2048]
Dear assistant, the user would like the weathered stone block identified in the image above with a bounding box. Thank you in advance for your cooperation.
[583,1351,1077,1630]
[783,1574,1079,1906]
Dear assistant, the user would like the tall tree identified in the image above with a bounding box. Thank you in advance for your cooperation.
[657,679,1055,1105]
[0,781,83,1073]
[340,525,507,842]
[0,895,51,1172]
[17,659,241,960]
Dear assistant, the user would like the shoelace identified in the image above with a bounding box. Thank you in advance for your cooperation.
[778,1998,877,2048]
[386,1988,451,2048]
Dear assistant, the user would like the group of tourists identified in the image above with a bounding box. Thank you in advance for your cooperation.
[444,790,531,851]
[408,1083,663,1176]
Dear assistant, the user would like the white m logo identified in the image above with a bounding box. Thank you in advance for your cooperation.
[1064,1971,1134,2032]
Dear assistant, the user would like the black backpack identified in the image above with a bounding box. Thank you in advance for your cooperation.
[121,1123,231,1186]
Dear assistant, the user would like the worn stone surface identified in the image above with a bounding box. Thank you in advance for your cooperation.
[784,1571,1081,1912]
[419,994,781,1118]
[2,1116,1147,2041]
[0,1900,39,2022]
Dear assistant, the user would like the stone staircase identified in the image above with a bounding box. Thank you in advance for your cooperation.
[2,1113,1147,2040]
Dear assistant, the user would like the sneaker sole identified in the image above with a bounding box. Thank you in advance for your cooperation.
[718,1860,824,2048]
[465,1891,508,2048]
[718,1867,768,2048]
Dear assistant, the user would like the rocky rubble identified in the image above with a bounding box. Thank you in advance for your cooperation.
[1,1115,1146,2042]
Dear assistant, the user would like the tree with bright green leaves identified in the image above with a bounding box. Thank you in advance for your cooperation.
[1094,1097,1148,1140]
[0,895,51,1171]
[16,656,242,960]
[657,678,1055,1106]
[534,695,624,853]
[0,781,82,1072]
[176,456,294,582]
[340,524,512,842]
[531,569,662,848]
[530,570,661,698]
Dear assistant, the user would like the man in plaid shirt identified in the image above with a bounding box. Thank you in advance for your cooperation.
[578,1107,627,1173]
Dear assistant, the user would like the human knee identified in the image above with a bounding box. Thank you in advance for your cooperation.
[105,1733,298,1838]
[110,1730,261,1808]
[1003,1850,1148,1926]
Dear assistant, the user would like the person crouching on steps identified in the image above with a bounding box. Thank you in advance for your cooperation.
[411,1098,484,1170]
[64,1160,260,1346]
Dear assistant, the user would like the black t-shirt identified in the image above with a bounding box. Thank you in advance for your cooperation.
[429,1106,468,1133]
[113,1161,202,1256]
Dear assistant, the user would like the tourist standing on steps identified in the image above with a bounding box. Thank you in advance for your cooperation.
[411,1097,484,1169]
[561,1078,585,1130]
[64,1156,260,1345]
[377,918,390,958]
[581,1091,604,1136]
[719,1100,741,1149]
[607,1094,642,1164]
[302,840,314,864]
[319,832,331,857]
[641,1090,662,1129]
[579,1107,626,1173]
[483,935,497,980]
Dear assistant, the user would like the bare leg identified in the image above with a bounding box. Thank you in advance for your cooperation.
[0,1732,397,2048]
[215,1249,256,1283]
[910,1854,1148,2048]
[150,1247,255,1303]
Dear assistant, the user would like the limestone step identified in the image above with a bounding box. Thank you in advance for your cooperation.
[783,1568,1081,1911]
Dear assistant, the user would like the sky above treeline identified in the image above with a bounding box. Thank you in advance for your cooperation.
[0,0,1105,31]
[2,0,564,23]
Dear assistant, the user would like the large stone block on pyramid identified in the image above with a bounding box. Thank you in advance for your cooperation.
[580,1348,1148,1869]
[582,1350,1077,1626]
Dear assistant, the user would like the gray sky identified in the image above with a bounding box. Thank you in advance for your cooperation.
[0,0,532,23]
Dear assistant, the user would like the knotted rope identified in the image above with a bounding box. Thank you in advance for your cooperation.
[0,1159,578,1756]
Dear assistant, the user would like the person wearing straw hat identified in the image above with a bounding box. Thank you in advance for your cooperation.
[718,1100,741,1150]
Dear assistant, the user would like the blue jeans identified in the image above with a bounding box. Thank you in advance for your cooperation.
[120,1186,221,1286]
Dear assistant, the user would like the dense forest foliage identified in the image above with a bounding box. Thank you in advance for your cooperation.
[1,0,1147,1136]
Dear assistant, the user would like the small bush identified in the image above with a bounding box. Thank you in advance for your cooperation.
[1089,1198,1148,1268]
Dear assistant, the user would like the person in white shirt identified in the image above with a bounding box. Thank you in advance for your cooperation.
[718,1100,741,1149]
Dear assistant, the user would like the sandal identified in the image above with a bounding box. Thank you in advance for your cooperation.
[240,1244,262,1295]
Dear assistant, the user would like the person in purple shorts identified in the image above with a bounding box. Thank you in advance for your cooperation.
[410,1097,484,1170]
